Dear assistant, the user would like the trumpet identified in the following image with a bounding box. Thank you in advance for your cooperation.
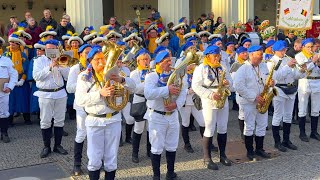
[283,54,312,74]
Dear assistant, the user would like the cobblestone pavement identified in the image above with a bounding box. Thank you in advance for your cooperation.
[1,105,320,180]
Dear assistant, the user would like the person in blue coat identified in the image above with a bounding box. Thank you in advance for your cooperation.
[4,33,31,125]
[169,21,186,57]
[27,41,46,117]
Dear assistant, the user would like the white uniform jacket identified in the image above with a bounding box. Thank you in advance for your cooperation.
[75,71,136,126]
[267,55,305,99]
[296,52,320,93]
[234,61,269,105]
[0,56,18,97]
[192,63,233,109]
[33,55,69,99]
[144,72,187,122]
[67,63,86,110]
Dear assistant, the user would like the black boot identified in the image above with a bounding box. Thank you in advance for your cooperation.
[217,133,231,166]
[282,122,297,150]
[40,128,52,158]
[67,105,76,120]
[8,115,14,127]
[189,115,197,131]
[146,131,151,157]
[199,126,205,138]
[182,125,194,153]
[232,100,239,110]
[166,151,177,180]
[0,118,10,143]
[211,139,219,152]
[53,127,68,155]
[105,170,116,180]
[244,135,255,160]
[119,132,124,147]
[272,125,287,152]
[88,170,100,180]
[310,116,320,141]
[238,119,244,140]
[151,153,161,180]
[73,141,84,176]
[132,132,142,163]
[125,124,133,144]
[23,113,32,125]
[202,136,218,170]
[299,116,309,142]
[255,136,270,158]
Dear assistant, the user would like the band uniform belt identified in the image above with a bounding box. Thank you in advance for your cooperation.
[306,76,320,80]
[150,108,175,116]
[276,83,294,87]
[88,111,119,118]
[202,85,218,89]
[135,94,145,97]
[38,86,64,92]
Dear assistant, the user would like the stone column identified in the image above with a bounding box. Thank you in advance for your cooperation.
[158,0,190,25]
[211,0,239,26]
[314,0,319,15]
[238,0,254,23]
[66,0,103,33]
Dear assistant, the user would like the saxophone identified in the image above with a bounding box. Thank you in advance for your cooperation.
[164,49,200,106]
[101,41,129,111]
[256,63,278,114]
[214,69,231,109]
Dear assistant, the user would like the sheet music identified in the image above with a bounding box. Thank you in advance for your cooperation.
[45,48,60,59]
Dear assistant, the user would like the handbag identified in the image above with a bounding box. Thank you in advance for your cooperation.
[130,95,147,119]
[192,94,202,110]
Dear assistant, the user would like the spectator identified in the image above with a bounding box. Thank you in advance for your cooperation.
[21,11,37,26]
[207,12,215,33]
[55,17,75,41]
[286,38,302,58]
[124,20,131,30]
[25,17,43,46]
[245,19,254,32]
[119,26,129,39]
[109,17,121,32]
[180,17,190,34]
[214,17,222,28]
[284,30,296,48]
[39,9,58,30]
[196,13,207,32]
[167,22,175,38]
[62,14,75,31]
[5,15,18,37]
[79,26,89,40]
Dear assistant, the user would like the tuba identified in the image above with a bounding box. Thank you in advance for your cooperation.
[214,69,231,109]
[102,41,130,111]
[256,63,278,114]
[164,49,200,106]
[57,43,78,67]
[122,41,142,71]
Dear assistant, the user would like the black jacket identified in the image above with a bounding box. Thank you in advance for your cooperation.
[39,17,58,30]
[55,24,75,41]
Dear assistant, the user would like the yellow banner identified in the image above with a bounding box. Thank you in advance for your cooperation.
[278,0,314,30]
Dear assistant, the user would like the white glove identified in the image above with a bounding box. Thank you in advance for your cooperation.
[16,79,25,86]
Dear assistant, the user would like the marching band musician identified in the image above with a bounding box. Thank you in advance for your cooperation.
[83,26,98,45]
[33,39,70,158]
[230,46,248,139]
[0,36,5,55]
[0,49,18,143]
[192,45,233,170]
[263,40,275,61]
[66,44,92,176]
[240,38,252,49]
[92,33,106,47]
[296,38,320,142]
[197,30,211,52]
[225,42,235,65]
[75,46,135,180]
[210,37,231,71]
[169,22,186,57]
[174,41,195,69]
[145,23,159,57]
[130,48,152,163]
[145,50,187,180]
[61,31,72,51]
[234,45,273,160]
[4,33,31,126]
[268,40,304,152]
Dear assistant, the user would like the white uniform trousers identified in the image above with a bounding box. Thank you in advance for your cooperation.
[75,109,87,143]
[243,104,268,136]
[39,97,67,129]
[202,101,229,137]
[134,120,149,134]
[148,112,180,155]
[298,91,320,117]
[180,105,205,127]
[121,102,135,125]
[0,95,10,118]
[272,96,295,126]
[238,104,245,121]
[86,121,121,172]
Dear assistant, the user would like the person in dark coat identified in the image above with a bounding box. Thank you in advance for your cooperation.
[39,9,58,30]
[55,17,75,41]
